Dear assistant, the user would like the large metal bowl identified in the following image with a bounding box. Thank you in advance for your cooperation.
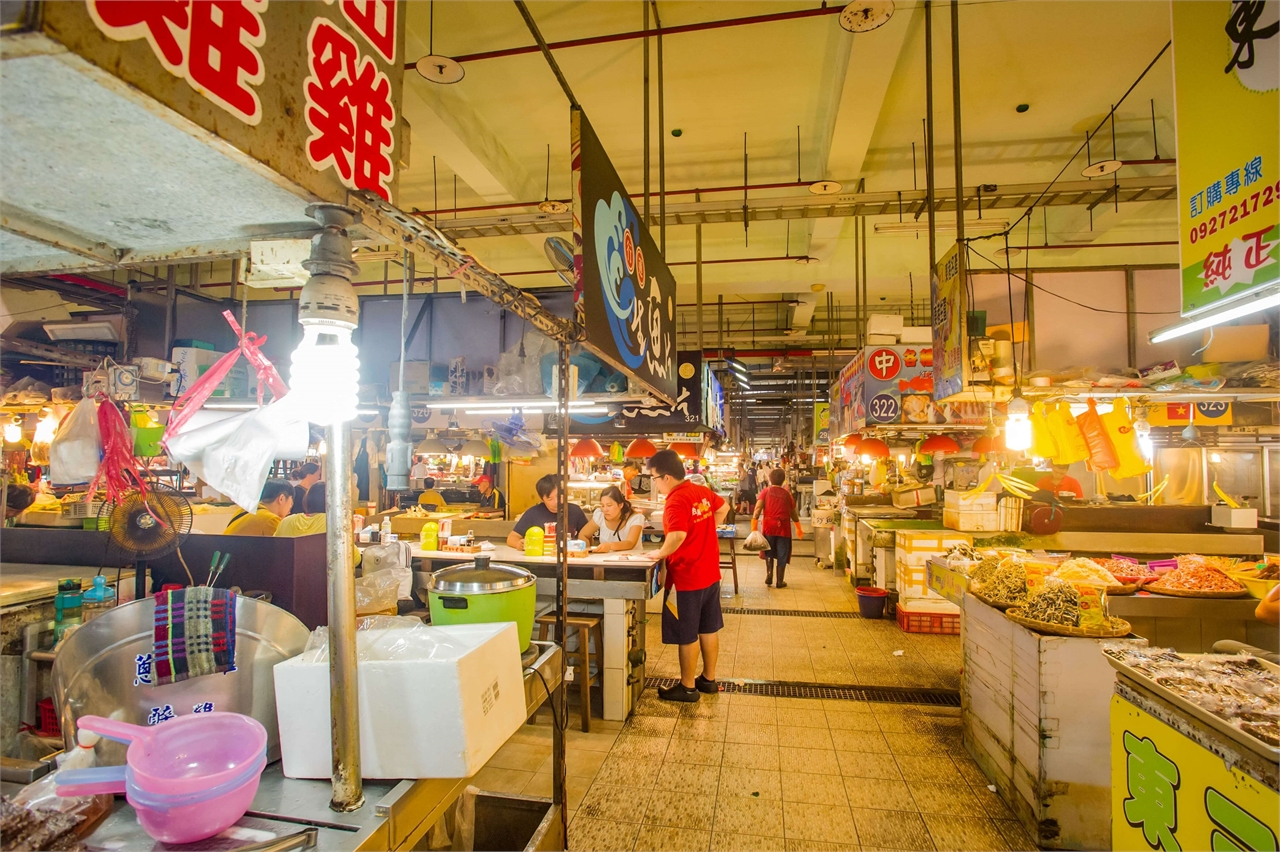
[53,594,309,765]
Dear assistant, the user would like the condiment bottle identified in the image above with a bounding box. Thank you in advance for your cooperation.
[543,522,556,557]
[81,575,116,622]
[525,525,544,557]
[380,516,392,540]
[421,520,439,551]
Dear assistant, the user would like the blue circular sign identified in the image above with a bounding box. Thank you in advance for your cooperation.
[869,392,900,424]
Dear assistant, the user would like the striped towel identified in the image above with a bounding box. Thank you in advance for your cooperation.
[153,586,237,685]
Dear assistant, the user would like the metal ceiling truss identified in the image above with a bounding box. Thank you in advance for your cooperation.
[347,191,579,344]
[433,175,1176,240]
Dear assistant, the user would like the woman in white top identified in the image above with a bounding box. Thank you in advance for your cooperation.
[578,486,644,552]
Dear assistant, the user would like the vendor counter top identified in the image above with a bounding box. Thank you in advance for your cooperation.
[2,642,565,852]
[412,544,656,601]
[0,564,135,608]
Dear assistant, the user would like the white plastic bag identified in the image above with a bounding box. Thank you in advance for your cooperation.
[166,402,307,513]
[742,530,769,551]
[49,398,101,486]
[361,541,413,599]
[355,568,403,616]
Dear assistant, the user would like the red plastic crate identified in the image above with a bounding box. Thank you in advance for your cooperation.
[35,697,61,739]
[896,606,960,635]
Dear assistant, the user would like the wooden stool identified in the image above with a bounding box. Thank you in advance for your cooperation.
[718,530,740,594]
[535,613,604,732]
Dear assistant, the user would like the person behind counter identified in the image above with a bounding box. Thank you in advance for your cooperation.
[1036,463,1084,499]
[417,478,449,510]
[506,474,587,549]
[752,468,803,588]
[288,463,320,515]
[474,475,505,511]
[410,456,430,480]
[4,482,35,521]
[621,461,641,498]
[276,483,360,565]
[645,449,730,702]
[579,486,644,552]
[224,479,293,536]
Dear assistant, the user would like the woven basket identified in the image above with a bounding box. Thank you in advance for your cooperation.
[1006,609,1132,638]
[1142,585,1248,599]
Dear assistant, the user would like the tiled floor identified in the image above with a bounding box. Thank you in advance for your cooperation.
[469,547,1031,851]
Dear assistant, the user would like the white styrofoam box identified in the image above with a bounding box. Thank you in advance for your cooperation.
[893,530,972,565]
[899,326,934,344]
[274,622,526,779]
[866,314,905,337]
[1211,504,1258,528]
[943,507,1001,532]
[945,489,998,510]
[170,347,220,396]
[866,334,899,345]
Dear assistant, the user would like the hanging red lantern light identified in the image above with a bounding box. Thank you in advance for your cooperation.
[668,441,700,459]
[570,438,605,458]
[858,438,891,459]
[920,435,961,455]
[623,437,658,458]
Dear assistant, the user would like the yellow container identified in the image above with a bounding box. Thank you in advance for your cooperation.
[1227,569,1278,600]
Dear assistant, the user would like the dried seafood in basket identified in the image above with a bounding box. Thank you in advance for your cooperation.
[1146,563,1246,597]
[969,553,1002,586]
[1175,553,1238,572]
[1019,577,1082,625]
[975,557,1029,606]
[1052,558,1120,587]
[1099,558,1156,580]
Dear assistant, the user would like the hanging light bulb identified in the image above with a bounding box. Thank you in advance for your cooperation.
[1004,393,1032,452]
[1133,413,1153,459]
[4,417,22,444]
[288,204,362,427]
[33,410,57,445]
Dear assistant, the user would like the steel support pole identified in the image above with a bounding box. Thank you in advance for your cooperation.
[656,7,666,254]
[163,265,176,355]
[643,2,650,229]
[860,219,868,346]
[925,0,937,276]
[696,202,704,353]
[1125,268,1137,369]
[553,338,570,842]
[950,0,966,272]
[325,422,363,811]
[853,220,861,348]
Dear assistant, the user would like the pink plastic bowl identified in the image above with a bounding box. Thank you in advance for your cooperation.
[127,759,264,844]
[76,712,267,795]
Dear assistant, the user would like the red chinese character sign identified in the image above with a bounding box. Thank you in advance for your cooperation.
[87,0,267,125]
[304,17,396,200]
[53,1,405,205]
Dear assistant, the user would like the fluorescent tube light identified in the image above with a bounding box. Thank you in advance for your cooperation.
[1149,287,1280,343]
[874,219,1009,235]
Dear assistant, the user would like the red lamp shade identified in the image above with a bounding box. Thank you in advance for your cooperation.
[843,434,863,451]
[570,438,605,458]
[668,441,700,459]
[971,434,1005,454]
[920,435,961,455]
[858,438,891,459]
[624,438,658,458]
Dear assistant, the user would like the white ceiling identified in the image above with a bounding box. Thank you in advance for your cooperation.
[396,0,1180,306]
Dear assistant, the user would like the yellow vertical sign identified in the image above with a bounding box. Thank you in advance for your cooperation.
[931,243,965,400]
[1111,695,1279,852]
[1172,1,1280,316]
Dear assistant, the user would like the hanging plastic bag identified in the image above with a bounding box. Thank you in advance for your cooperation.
[742,530,769,551]
[163,311,299,513]
[1029,402,1058,460]
[49,397,101,486]
[1044,402,1090,466]
[1100,400,1151,480]
[355,568,403,616]
[1076,399,1119,471]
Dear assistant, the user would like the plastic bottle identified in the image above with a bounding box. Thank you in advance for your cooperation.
[54,579,83,642]
[60,730,101,771]
[524,525,544,557]
[421,520,439,551]
[380,516,392,540]
[81,576,116,623]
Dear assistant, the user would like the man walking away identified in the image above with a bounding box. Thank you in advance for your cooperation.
[646,449,730,702]
[752,468,803,588]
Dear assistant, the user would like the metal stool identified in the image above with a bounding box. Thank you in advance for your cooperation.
[535,613,603,732]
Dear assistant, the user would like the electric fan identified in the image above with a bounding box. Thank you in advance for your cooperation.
[480,412,545,454]
[543,237,576,287]
[97,481,194,597]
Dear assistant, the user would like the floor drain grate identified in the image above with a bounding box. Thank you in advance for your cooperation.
[720,607,861,619]
[644,677,961,707]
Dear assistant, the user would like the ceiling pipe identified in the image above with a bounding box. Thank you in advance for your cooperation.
[50,273,128,297]
[411,4,847,69]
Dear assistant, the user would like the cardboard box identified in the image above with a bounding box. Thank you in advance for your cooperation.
[274,622,527,779]
[170,346,221,396]
[390,361,449,394]
[1201,324,1270,362]
[867,314,905,337]
[899,326,934,344]
[866,334,899,345]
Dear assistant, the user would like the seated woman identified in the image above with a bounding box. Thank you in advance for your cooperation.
[578,485,644,553]
[276,483,360,566]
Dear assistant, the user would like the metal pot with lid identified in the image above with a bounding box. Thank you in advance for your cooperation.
[425,556,538,651]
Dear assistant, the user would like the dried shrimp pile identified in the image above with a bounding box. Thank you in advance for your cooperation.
[1147,564,1244,593]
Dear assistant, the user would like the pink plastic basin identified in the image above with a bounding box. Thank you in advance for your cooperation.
[76,712,266,795]
[127,761,263,844]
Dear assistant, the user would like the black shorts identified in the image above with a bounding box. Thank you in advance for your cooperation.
[765,535,792,566]
[661,582,724,646]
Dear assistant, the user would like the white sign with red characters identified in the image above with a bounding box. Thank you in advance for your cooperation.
[304,16,397,201]
[87,0,268,125]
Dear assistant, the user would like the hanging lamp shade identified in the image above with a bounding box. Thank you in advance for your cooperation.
[416,435,451,455]
[460,438,492,457]
[858,438,891,459]
[920,435,961,455]
[570,438,606,458]
[668,441,700,459]
[843,434,863,450]
[972,434,1004,454]
[624,437,658,458]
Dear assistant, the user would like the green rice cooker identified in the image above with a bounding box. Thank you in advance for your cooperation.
[425,557,537,651]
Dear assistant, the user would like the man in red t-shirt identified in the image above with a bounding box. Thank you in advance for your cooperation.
[646,449,730,702]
